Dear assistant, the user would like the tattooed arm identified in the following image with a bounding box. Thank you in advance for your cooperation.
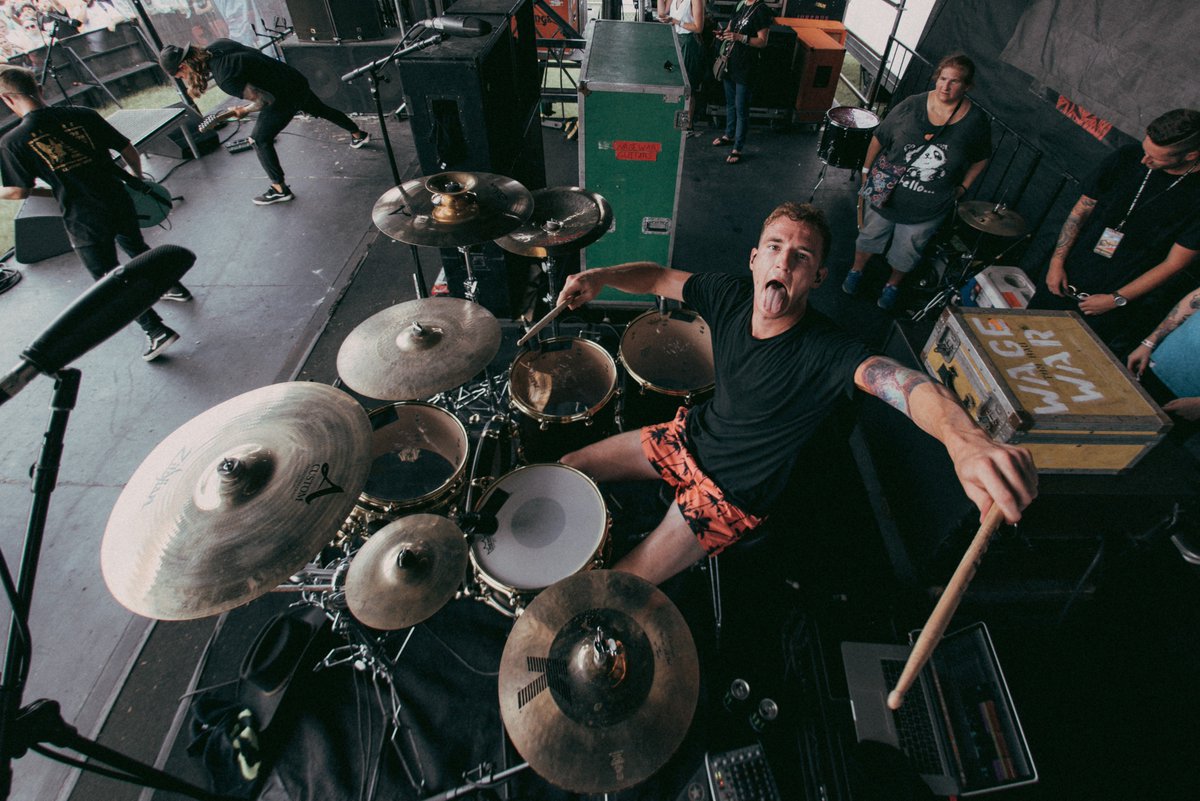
[1127,286,1200,377]
[1045,194,1097,296]
[853,356,1037,524]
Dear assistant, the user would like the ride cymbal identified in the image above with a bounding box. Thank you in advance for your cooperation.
[336,297,501,400]
[101,382,372,620]
[373,171,534,248]
[498,570,699,794]
[345,514,467,629]
[957,201,1029,238]
[496,186,613,258]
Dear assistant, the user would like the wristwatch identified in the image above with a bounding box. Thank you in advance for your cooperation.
[1112,292,1128,307]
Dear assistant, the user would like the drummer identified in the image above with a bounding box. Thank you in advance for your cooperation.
[557,201,1037,585]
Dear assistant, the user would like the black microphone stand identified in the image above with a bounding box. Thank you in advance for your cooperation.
[0,370,231,801]
[36,22,74,105]
[342,31,443,300]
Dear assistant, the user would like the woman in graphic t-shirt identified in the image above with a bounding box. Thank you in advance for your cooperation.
[711,0,773,165]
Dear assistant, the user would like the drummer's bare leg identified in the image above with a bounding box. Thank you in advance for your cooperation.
[561,430,659,482]
[612,503,706,586]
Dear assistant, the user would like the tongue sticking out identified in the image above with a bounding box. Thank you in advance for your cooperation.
[762,280,787,314]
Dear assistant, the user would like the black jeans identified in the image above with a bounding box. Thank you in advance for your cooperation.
[74,222,163,334]
[252,88,360,185]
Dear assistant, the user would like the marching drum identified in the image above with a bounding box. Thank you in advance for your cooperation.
[508,337,618,464]
[338,402,469,543]
[817,106,881,170]
[469,464,610,615]
[618,309,715,431]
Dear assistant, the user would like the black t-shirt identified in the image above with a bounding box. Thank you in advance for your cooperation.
[207,38,307,101]
[725,0,774,84]
[0,106,135,246]
[682,272,873,516]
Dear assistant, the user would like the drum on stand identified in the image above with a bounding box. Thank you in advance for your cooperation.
[508,337,618,464]
[817,106,881,170]
[468,464,610,617]
[618,310,715,431]
[337,402,470,545]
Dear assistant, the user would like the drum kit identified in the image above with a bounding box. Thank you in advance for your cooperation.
[99,169,711,796]
[810,105,882,198]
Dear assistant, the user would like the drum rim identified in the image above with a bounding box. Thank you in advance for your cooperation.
[618,310,715,397]
[825,106,881,129]
[508,336,619,423]
[358,400,470,511]
[469,463,610,593]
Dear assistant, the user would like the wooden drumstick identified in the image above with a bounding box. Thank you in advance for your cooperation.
[887,504,1006,710]
[517,299,571,347]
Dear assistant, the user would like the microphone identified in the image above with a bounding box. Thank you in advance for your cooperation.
[0,244,196,406]
[418,16,492,37]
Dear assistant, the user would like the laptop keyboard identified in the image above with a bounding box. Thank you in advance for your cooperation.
[882,658,944,775]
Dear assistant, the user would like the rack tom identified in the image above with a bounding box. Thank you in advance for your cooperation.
[817,107,881,170]
[508,336,618,463]
[619,310,715,430]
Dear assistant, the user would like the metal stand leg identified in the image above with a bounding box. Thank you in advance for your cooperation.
[809,163,829,201]
[708,554,722,650]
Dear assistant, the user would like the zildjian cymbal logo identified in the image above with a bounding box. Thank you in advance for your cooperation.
[295,463,344,504]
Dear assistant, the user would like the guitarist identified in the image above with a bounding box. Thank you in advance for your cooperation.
[160,41,370,206]
[0,65,190,362]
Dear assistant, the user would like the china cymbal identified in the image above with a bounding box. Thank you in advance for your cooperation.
[499,570,698,794]
[495,186,613,258]
[345,514,467,629]
[373,171,534,248]
[101,383,372,620]
[336,297,502,400]
[957,201,1028,238]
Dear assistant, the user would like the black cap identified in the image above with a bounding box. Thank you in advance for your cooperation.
[158,44,188,75]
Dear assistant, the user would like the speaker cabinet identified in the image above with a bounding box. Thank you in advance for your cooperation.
[280,36,408,113]
[14,196,72,264]
[751,25,801,112]
[285,0,384,41]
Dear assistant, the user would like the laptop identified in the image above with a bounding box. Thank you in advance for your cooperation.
[841,622,1037,796]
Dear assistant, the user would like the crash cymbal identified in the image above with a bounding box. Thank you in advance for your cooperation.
[957,201,1028,238]
[499,570,698,794]
[495,186,613,258]
[345,514,467,629]
[373,171,534,248]
[336,297,502,400]
[101,383,372,621]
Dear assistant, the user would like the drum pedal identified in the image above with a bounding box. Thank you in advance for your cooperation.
[225,138,253,154]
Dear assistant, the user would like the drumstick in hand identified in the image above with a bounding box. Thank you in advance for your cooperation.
[887,504,1005,710]
[517,300,571,347]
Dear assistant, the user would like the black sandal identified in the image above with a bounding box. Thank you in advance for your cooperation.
[712,135,733,147]
[726,151,742,164]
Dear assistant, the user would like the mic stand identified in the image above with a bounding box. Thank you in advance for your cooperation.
[37,25,72,105]
[0,370,230,801]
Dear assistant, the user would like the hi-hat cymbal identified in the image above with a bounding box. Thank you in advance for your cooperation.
[101,383,372,621]
[373,171,534,248]
[499,570,698,794]
[495,186,613,258]
[345,514,467,629]
[336,297,501,400]
[957,201,1028,238]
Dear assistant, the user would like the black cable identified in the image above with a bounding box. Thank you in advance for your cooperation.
[416,624,499,677]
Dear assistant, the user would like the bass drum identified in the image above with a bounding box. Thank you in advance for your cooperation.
[508,336,618,464]
[817,106,881,170]
[338,402,469,545]
[619,309,715,431]
[469,463,609,616]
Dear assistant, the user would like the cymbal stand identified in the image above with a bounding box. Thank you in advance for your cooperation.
[0,371,229,801]
[540,255,563,339]
[445,244,505,416]
[910,232,1032,322]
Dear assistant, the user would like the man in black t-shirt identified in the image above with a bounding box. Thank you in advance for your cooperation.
[1029,108,1200,358]
[0,66,189,362]
[159,40,370,206]
[558,202,1037,585]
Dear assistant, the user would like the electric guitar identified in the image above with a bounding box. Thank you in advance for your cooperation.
[116,172,174,228]
[197,107,242,134]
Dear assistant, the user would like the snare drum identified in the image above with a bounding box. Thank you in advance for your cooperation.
[508,337,618,463]
[817,107,881,170]
[469,464,610,615]
[619,309,715,430]
[339,402,469,543]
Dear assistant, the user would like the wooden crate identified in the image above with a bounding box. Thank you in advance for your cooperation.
[922,308,1171,474]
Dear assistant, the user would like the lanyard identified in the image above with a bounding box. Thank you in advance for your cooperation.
[1117,162,1196,231]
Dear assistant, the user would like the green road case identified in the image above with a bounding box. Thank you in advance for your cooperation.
[579,19,689,304]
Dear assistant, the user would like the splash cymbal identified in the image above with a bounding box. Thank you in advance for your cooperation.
[498,570,698,794]
[101,383,372,620]
[373,171,534,248]
[495,186,613,258]
[336,297,501,400]
[957,201,1028,238]
[344,514,467,629]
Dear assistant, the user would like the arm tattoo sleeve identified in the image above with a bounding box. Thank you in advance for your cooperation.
[1053,196,1097,258]
[859,357,934,419]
